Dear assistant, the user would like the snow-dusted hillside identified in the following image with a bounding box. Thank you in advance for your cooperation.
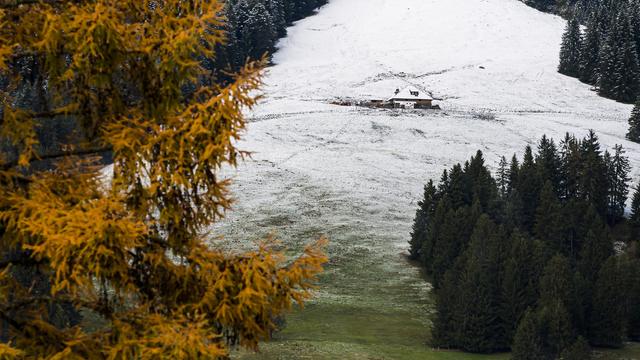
[264,0,633,114]
[217,0,638,358]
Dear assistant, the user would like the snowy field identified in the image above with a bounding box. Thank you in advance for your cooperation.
[215,0,639,358]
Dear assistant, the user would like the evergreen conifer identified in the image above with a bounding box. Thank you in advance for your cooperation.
[457,216,506,353]
[605,145,630,224]
[534,182,564,252]
[559,133,581,201]
[409,180,437,259]
[559,17,583,77]
[537,301,575,357]
[627,100,640,143]
[508,154,520,195]
[579,130,608,217]
[432,269,462,349]
[518,146,542,231]
[512,310,548,360]
[497,156,509,197]
[536,136,562,194]
[589,257,626,348]
[611,13,640,102]
[578,206,613,282]
[502,233,545,341]
[630,184,640,239]
[579,13,601,84]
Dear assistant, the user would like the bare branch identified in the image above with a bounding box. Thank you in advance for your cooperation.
[0,308,24,333]
[0,145,112,171]
[0,0,77,9]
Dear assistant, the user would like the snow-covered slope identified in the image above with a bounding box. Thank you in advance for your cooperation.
[262,0,632,115]
[217,0,638,358]
[240,0,637,199]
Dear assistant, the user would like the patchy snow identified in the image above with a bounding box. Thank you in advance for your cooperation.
[215,0,637,357]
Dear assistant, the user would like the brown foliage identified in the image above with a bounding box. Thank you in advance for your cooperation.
[0,0,327,358]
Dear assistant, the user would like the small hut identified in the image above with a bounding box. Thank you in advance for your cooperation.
[389,87,433,109]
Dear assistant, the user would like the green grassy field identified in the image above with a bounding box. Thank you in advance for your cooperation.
[237,282,639,360]
[232,249,640,360]
[237,302,511,360]
[233,253,640,360]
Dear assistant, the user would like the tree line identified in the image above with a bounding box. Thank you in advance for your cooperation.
[521,0,614,22]
[525,0,640,149]
[558,0,640,104]
[208,0,328,80]
[409,132,640,359]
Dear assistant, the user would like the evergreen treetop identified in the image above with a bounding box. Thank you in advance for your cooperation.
[412,132,634,356]
[559,17,583,77]
[627,100,640,143]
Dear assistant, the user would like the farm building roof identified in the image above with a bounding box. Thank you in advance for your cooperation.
[389,87,432,101]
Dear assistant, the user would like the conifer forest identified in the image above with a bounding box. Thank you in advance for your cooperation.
[411,132,640,358]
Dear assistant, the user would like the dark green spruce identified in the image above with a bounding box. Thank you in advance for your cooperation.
[409,132,638,355]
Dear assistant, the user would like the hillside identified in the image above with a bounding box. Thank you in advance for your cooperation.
[215,0,639,358]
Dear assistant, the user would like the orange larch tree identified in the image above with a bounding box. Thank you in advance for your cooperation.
[0,0,326,358]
